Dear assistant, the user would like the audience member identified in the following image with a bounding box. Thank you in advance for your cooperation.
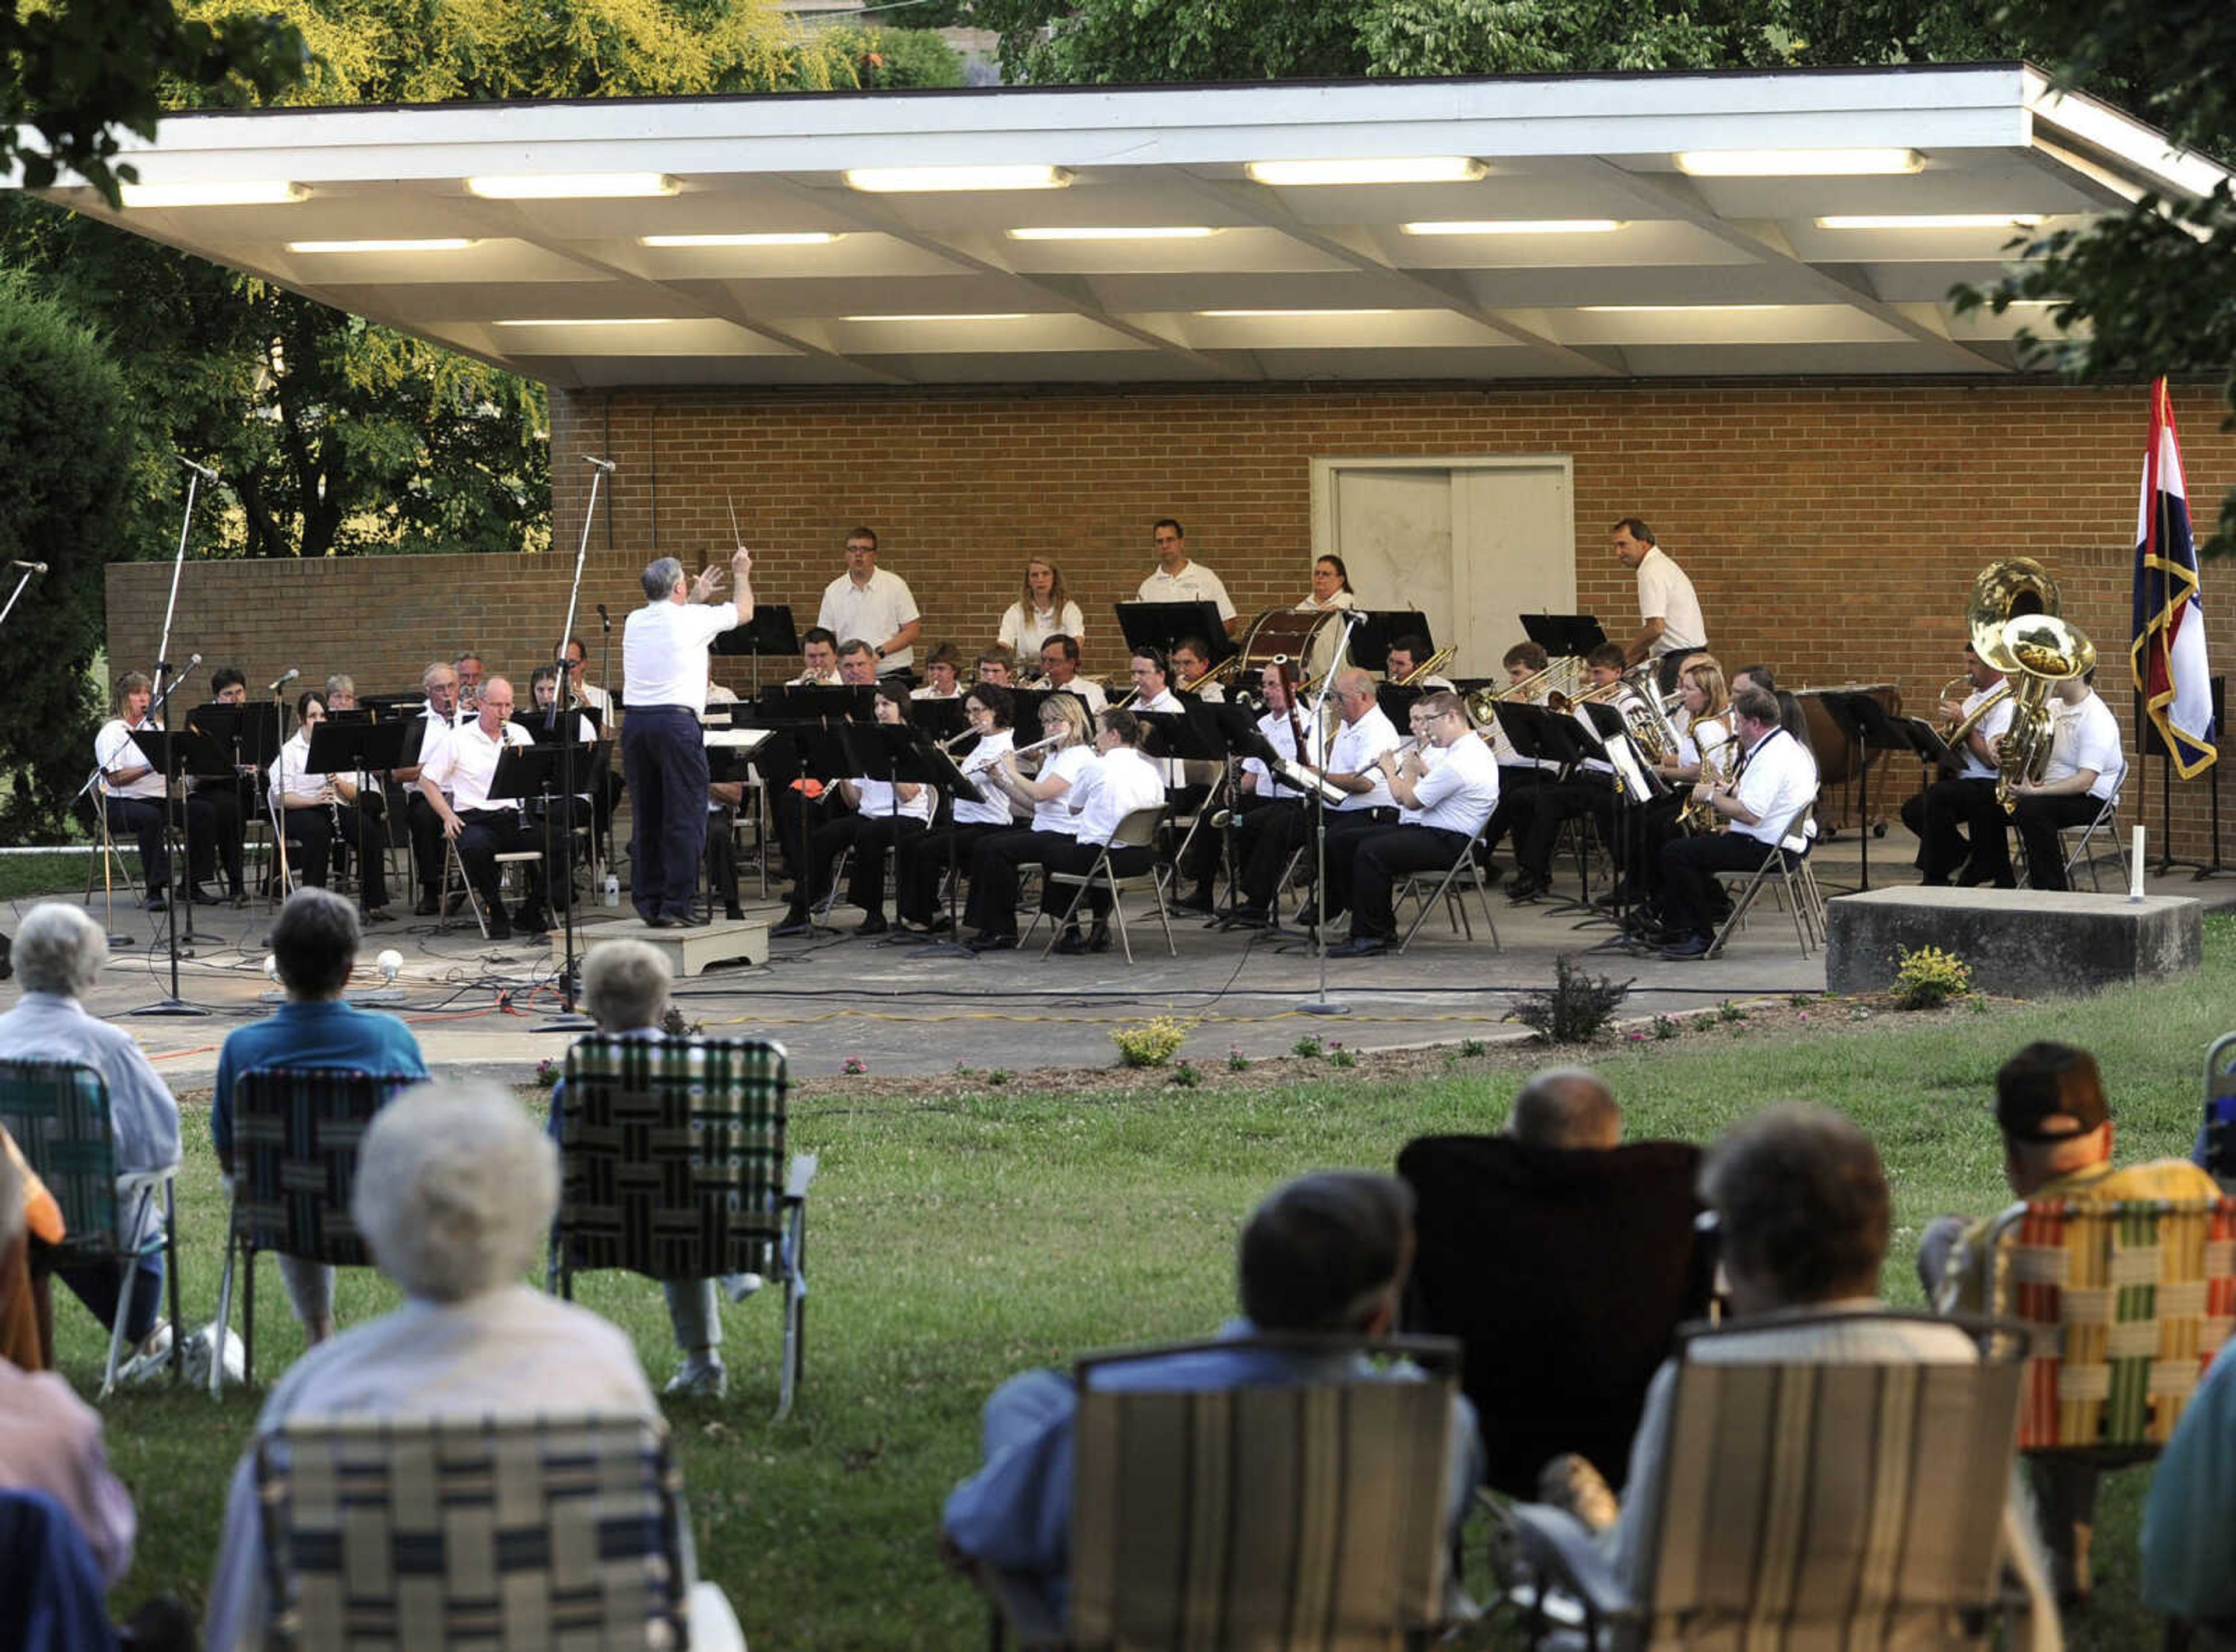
[1506,1066,1623,1151]
[210,889,427,1348]
[942,1170,1483,1625]
[2141,1338,2236,1629]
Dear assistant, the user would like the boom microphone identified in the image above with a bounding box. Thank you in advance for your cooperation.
[581,455,617,473]
[178,457,219,482]
[268,668,300,692]
[9,561,45,575]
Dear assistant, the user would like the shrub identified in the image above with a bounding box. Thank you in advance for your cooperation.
[1653,1014,1681,1041]
[1508,956,1632,1045]
[1457,1038,1488,1058]
[985,1069,1011,1086]
[839,26,966,89]
[1169,1060,1201,1088]
[1292,1034,1324,1059]
[662,1004,703,1037]
[1226,1048,1250,1072]
[1715,1000,1748,1025]
[535,1056,560,1089]
[1892,944,1973,1010]
[1331,1046,1357,1069]
[1112,1016,1188,1068]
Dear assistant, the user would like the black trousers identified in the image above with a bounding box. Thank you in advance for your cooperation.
[2012,793,2104,890]
[1314,808,1409,923]
[452,806,551,920]
[1236,797,1307,910]
[105,794,216,893]
[194,777,250,893]
[1658,831,1781,940]
[1480,765,1542,857]
[965,827,1075,937]
[898,819,1006,925]
[1901,775,2009,885]
[1343,826,1472,941]
[621,706,709,922]
[1038,839,1156,922]
[1519,774,1616,883]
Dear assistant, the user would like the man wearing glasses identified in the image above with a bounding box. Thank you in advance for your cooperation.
[1137,518,1241,641]
[1237,670,1402,932]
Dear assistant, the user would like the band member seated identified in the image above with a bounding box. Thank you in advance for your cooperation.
[2005,671,2125,890]
[189,666,254,903]
[1169,636,1225,702]
[772,683,932,939]
[1507,644,1627,903]
[270,690,389,915]
[974,644,1018,689]
[526,664,597,907]
[897,685,1016,933]
[1219,662,1321,926]
[1124,646,1183,714]
[1384,632,1453,691]
[452,650,486,712]
[95,671,217,911]
[1478,639,1553,865]
[1623,656,1735,909]
[399,660,466,915]
[1032,709,1167,956]
[1325,690,1501,958]
[912,644,965,701]
[962,699,1098,952]
[1036,634,1107,714]
[1650,686,1818,960]
[1240,668,1400,931]
[793,627,841,687]
[1729,663,1816,759]
[415,676,552,942]
[1899,643,2014,887]
[836,638,880,688]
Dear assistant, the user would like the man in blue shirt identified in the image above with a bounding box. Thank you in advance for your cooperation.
[212,889,425,1347]
[941,1171,1484,1625]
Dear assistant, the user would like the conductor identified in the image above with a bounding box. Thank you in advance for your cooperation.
[621,545,753,926]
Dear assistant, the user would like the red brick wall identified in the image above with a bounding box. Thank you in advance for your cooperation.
[108,376,2236,859]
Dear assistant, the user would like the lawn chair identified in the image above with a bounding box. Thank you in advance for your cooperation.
[975,1334,1469,1651]
[212,1067,421,1393]
[1501,1311,2043,1652]
[1025,805,1173,962]
[254,1412,742,1651]
[0,1058,181,1398]
[548,1034,815,1418]
[1396,1133,1710,1496]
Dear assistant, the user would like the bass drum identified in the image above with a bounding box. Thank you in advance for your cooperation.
[1237,607,1346,693]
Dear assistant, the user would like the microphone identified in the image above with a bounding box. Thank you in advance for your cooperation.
[268,667,300,693]
[596,603,612,633]
[185,652,203,671]
[581,455,617,473]
[9,561,45,575]
[178,457,219,482]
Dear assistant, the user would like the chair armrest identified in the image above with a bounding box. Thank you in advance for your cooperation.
[1505,1502,1631,1622]
[786,1153,819,1200]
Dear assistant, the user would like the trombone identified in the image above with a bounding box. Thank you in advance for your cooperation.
[1392,644,1455,688]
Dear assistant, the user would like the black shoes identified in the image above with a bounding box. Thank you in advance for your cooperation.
[965,931,1017,953]
[1506,871,1550,903]
[514,907,550,936]
[1329,935,1389,958]
[414,894,439,917]
[1222,905,1271,929]
[1053,922,1112,956]
[770,918,813,939]
[856,914,890,937]
[1660,933,1711,960]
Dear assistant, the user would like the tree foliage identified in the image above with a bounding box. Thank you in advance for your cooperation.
[0,274,134,839]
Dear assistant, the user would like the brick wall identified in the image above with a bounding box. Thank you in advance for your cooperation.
[108,375,2236,858]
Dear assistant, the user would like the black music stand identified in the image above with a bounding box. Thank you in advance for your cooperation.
[491,744,604,960]
[1577,701,1665,940]
[305,720,410,919]
[769,684,877,723]
[1347,610,1433,673]
[1115,600,1233,663]
[1520,614,1608,660]
[1378,681,1428,733]
[1821,692,1906,893]
[759,724,855,932]
[1008,686,1094,730]
[187,700,282,899]
[121,726,225,1016]
[1495,702,1601,914]
[911,696,970,746]
[838,724,967,951]
[713,603,801,696]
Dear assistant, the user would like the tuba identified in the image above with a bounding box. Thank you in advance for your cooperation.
[1945,557,2060,751]
[1992,613,2096,811]
[1611,662,1683,765]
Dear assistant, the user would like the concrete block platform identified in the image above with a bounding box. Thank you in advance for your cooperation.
[1824,887,2203,999]
[556,915,767,977]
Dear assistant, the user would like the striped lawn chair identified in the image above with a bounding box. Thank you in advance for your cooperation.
[214,1067,422,1393]
[1982,1195,2236,1455]
[256,1411,743,1651]
[0,1057,181,1398]
[549,1035,815,1418]
[1502,1312,2038,1652]
[977,1335,1468,1652]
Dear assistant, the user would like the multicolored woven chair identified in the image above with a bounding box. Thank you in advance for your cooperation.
[549,1035,815,1417]
[1980,1195,2236,1453]
[213,1067,422,1393]
[255,1412,744,1651]
[0,1057,181,1398]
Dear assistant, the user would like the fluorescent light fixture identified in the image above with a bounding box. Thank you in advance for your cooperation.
[492,317,683,328]
[1246,157,1484,186]
[1580,304,1789,313]
[1675,148,1922,176]
[1402,219,1625,236]
[1197,307,1398,318]
[639,232,841,247]
[1006,225,1218,242]
[842,313,1031,323]
[845,165,1069,193]
[466,172,678,199]
[287,238,476,254]
[119,180,305,208]
[1816,213,2043,230]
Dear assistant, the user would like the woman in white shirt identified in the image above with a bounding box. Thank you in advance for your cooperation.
[997,558,1087,661]
[772,683,933,939]
[1298,555,1359,613]
[268,690,389,911]
[961,696,1096,950]
[897,685,1017,933]
[95,670,214,910]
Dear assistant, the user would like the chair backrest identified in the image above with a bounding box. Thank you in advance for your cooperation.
[1066,1336,1461,1651]
[256,1412,686,1650]
[230,1068,422,1266]
[556,1034,788,1281]
[2206,1033,2236,1183]
[1397,1134,1709,1495]
[0,1058,123,1261]
[1634,1315,2025,1642]
[1106,803,1165,854]
[1984,1194,2236,1451]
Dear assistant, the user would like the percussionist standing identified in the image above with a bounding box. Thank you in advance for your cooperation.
[621,546,752,927]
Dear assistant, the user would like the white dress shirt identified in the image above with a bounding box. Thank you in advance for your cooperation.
[1296,590,1358,613]
[1403,734,1501,836]
[2042,692,2125,802]
[999,599,1086,657]
[1137,561,1237,623]
[623,598,738,712]
[953,730,1016,827]
[818,567,921,674]
[419,717,535,812]
[1954,685,2016,781]
[1046,675,1108,714]
[1243,706,1326,799]
[1031,745,1097,835]
[1133,687,1184,714]
[1731,724,1818,850]
[1328,706,1401,812]
[1634,546,1706,655]
[1067,746,1167,846]
[910,683,964,701]
[851,772,936,826]
[95,719,168,800]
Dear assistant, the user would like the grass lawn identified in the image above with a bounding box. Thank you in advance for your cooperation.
[51,915,2236,1649]
[0,850,93,906]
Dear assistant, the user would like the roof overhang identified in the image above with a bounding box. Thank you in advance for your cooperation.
[10,62,2221,390]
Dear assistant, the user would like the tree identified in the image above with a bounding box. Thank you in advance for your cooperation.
[0,275,135,840]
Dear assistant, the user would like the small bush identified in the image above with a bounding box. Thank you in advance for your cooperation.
[1292,1034,1324,1059]
[841,1055,868,1076]
[985,1069,1011,1086]
[535,1056,560,1089]
[1169,1060,1201,1089]
[1892,944,1973,1010]
[1226,1048,1250,1072]
[1508,956,1632,1045]
[1331,1046,1357,1069]
[1112,1016,1189,1068]
[662,1004,703,1038]
[1458,1038,1488,1058]
[1653,1014,1681,1041]
[1715,1000,1747,1025]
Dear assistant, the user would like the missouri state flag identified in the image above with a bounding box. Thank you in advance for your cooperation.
[2132,378,2217,778]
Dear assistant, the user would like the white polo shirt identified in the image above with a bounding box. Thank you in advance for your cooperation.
[1045,675,1108,714]
[1137,560,1237,623]
[999,599,1086,658]
[1067,746,1166,846]
[1402,733,1501,836]
[817,567,921,675]
[1328,706,1401,812]
[1634,546,1706,656]
[2043,692,2126,802]
[952,730,1016,827]
[1243,706,1326,799]
[1954,684,2016,781]
[624,597,739,712]
[1031,744,1097,835]
[1133,687,1184,714]
[420,716,535,812]
[95,719,168,801]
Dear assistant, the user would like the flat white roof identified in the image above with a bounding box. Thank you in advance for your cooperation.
[15,63,2220,389]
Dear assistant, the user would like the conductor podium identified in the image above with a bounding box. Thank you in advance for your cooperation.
[558,914,767,978]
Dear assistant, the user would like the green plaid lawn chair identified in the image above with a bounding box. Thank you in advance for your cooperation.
[214,1067,422,1395]
[549,1035,816,1418]
[256,1411,744,1651]
[0,1057,181,1398]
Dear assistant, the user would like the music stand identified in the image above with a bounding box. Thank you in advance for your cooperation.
[768,684,876,723]
[759,724,855,932]
[1346,610,1432,673]
[305,720,410,920]
[1520,614,1608,660]
[1115,600,1232,663]
[1821,691,1906,892]
[491,742,607,938]
[1008,687,1093,731]
[1578,701,1664,938]
[911,696,970,746]
[713,603,801,697]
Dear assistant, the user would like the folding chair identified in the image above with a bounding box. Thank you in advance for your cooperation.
[0,1059,181,1398]
[549,1035,815,1418]
[255,1412,743,1652]
[212,1067,421,1393]
[1025,805,1173,963]
[1703,793,1823,959]
[2059,794,2128,893]
[438,834,541,939]
[1501,1312,2043,1651]
[1395,833,1502,954]
[972,1335,1469,1651]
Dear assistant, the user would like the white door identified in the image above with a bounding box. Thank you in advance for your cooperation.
[1313,457,1575,679]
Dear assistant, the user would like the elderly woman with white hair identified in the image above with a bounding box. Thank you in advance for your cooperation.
[545,939,759,1399]
[203,1080,681,1651]
[0,903,180,1359]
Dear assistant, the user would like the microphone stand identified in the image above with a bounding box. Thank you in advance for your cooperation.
[541,456,610,1027]
[128,668,211,1017]
[0,565,39,631]
[1297,611,1363,1018]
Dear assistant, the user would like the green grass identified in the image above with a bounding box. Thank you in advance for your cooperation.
[0,850,92,904]
[58,915,2236,1649]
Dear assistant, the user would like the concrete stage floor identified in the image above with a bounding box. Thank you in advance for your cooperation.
[9,823,2229,1089]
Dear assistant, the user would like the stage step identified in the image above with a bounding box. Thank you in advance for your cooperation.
[556,916,767,977]
[1824,886,2202,999]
